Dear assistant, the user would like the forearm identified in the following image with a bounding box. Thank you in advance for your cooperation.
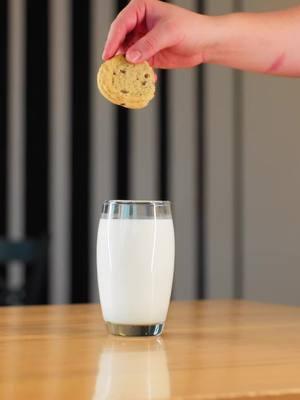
[205,6,300,76]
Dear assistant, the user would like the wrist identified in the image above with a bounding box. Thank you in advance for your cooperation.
[200,14,235,65]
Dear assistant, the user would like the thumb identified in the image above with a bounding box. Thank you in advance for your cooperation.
[126,24,172,63]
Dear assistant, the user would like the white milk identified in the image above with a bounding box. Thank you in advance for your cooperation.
[97,218,175,325]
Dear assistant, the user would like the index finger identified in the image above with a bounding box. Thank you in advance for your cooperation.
[102,1,145,60]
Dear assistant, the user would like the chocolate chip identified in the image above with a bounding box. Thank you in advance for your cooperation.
[144,73,150,79]
[121,90,129,94]
[120,69,126,74]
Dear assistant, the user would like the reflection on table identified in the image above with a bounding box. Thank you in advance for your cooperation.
[93,337,170,400]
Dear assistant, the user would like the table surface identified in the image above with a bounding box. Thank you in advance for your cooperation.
[1,301,300,400]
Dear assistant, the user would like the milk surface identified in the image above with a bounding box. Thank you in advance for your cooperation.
[97,218,175,325]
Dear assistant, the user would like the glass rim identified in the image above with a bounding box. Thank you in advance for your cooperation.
[103,200,171,206]
[101,200,172,219]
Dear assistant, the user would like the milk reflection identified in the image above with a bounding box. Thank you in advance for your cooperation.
[93,337,170,399]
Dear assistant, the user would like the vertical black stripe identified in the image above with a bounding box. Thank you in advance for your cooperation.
[233,0,244,299]
[158,70,169,200]
[25,0,49,304]
[115,0,130,199]
[116,108,130,198]
[158,2,169,201]
[196,0,205,299]
[196,64,205,299]
[71,0,91,303]
[0,0,8,282]
[233,69,244,299]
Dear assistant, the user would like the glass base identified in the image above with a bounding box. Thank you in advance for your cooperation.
[106,322,164,337]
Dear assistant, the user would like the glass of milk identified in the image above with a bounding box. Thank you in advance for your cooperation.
[97,200,175,336]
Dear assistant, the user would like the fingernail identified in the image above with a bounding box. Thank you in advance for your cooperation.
[127,50,142,63]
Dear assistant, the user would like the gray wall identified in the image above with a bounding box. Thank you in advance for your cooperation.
[205,0,300,305]
[3,0,300,305]
[243,0,300,305]
[205,0,236,299]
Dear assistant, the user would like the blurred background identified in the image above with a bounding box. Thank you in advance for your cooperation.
[1,0,300,306]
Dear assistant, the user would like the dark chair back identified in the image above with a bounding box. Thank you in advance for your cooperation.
[0,238,47,305]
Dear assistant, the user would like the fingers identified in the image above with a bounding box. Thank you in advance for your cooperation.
[116,29,145,57]
[126,23,174,63]
[102,1,145,60]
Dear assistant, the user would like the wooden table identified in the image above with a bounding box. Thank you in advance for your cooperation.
[1,301,300,399]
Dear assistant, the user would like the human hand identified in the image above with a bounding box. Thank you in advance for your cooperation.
[102,0,212,69]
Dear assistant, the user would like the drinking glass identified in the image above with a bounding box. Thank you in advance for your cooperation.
[97,200,175,336]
